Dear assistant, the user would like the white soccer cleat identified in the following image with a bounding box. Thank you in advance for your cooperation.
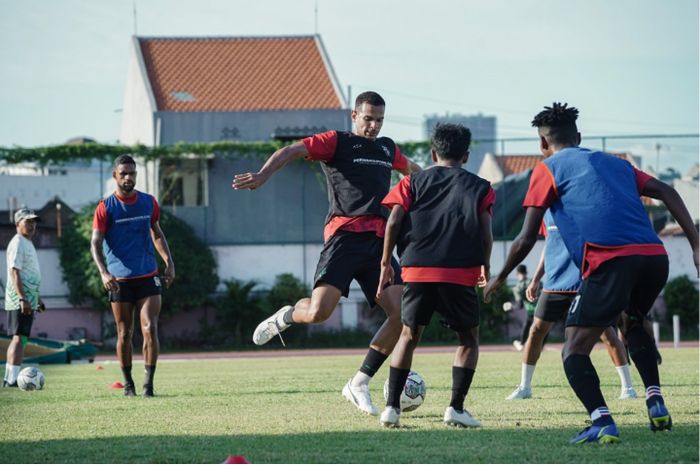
[342,379,379,416]
[512,340,524,351]
[252,305,292,346]
[619,387,638,400]
[444,406,481,428]
[380,407,400,428]
[505,385,532,400]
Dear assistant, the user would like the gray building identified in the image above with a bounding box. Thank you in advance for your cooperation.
[423,113,496,173]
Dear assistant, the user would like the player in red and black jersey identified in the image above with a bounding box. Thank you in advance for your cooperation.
[377,123,494,428]
[484,103,698,444]
[233,91,420,416]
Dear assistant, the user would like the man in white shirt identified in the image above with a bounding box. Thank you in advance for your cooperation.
[3,208,44,387]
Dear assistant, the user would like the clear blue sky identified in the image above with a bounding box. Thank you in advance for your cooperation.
[1,0,697,172]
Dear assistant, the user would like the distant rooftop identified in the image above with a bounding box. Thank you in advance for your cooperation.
[137,35,344,112]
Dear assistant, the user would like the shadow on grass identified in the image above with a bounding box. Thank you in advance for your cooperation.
[0,425,697,463]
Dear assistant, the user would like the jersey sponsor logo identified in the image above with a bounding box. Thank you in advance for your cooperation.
[353,143,363,149]
[114,215,151,224]
[380,145,391,159]
[352,158,393,169]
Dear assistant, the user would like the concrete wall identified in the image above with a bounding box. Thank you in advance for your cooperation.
[119,37,156,146]
[1,236,696,341]
[157,109,350,144]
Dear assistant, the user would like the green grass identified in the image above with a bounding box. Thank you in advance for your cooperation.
[0,347,698,463]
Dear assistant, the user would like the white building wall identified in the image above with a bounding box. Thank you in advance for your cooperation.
[672,179,699,223]
[119,37,156,146]
[477,152,505,184]
[0,169,107,211]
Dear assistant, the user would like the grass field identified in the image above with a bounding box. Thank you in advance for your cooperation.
[0,346,697,463]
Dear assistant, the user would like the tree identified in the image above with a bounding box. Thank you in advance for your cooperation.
[59,203,218,340]
[663,275,699,336]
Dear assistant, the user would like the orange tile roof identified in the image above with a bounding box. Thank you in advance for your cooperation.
[138,36,344,112]
[497,152,637,176]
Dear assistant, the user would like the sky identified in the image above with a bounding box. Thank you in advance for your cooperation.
[0,0,698,172]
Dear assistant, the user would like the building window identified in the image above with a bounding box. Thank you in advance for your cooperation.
[159,158,208,207]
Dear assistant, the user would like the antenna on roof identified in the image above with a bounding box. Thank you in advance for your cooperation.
[314,0,318,35]
[133,0,138,35]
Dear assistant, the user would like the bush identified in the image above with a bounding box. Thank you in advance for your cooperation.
[664,275,699,337]
[212,279,262,346]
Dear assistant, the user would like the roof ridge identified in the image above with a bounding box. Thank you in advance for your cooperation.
[136,34,316,42]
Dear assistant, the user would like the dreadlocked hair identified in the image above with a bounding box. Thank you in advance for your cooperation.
[531,102,579,145]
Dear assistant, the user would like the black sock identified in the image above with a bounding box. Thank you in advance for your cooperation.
[121,365,134,386]
[144,365,156,387]
[359,348,389,377]
[563,354,608,416]
[450,366,475,412]
[625,325,661,390]
[387,367,410,410]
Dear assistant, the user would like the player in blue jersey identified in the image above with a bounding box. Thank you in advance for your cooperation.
[90,155,175,397]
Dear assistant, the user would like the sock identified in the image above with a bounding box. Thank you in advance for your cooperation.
[144,365,156,387]
[645,385,664,409]
[521,363,536,389]
[387,366,410,410]
[279,306,295,326]
[6,364,20,384]
[563,354,608,416]
[616,364,634,390]
[357,348,388,379]
[625,325,660,389]
[3,363,9,382]
[121,365,135,386]
[590,406,614,426]
[350,372,371,387]
[449,366,475,412]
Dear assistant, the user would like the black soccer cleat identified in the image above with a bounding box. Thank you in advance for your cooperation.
[124,383,136,397]
[2,380,18,388]
[142,384,154,398]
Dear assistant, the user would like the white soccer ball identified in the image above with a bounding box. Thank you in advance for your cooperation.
[383,371,426,412]
[17,367,45,391]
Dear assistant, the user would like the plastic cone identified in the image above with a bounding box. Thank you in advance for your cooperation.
[110,381,124,389]
[223,455,250,464]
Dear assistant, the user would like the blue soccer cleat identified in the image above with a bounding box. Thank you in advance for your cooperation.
[648,402,673,431]
[569,423,620,445]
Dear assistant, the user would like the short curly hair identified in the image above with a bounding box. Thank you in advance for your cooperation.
[431,123,472,161]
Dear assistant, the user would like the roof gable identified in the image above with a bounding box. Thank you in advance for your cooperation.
[137,35,344,112]
[497,152,638,176]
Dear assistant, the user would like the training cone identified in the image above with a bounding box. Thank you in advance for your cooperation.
[96,365,104,371]
[110,381,124,389]
[223,455,250,464]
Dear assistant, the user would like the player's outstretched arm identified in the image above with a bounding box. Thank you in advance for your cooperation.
[478,210,493,287]
[641,178,699,275]
[377,205,406,300]
[232,142,309,191]
[484,206,545,302]
[151,222,175,288]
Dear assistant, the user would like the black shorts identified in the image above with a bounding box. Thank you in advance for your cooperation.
[566,255,669,328]
[6,310,34,337]
[535,292,575,322]
[401,282,479,332]
[109,275,162,303]
[314,231,402,306]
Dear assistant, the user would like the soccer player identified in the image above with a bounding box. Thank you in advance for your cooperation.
[376,123,494,428]
[505,211,637,401]
[233,91,420,416]
[3,208,45,387]
[511,264,536,351]
[484,103,699,444]
[90,155,175,397]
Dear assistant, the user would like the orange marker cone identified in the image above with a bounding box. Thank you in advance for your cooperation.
[110,381,124,389]
[96,365,104,371]
[223,455,250,464]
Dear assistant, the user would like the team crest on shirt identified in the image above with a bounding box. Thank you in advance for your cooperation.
[380,144,391,159]
[353,143,363,149]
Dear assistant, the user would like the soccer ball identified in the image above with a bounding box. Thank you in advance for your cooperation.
[17,367,45,391]
[383,371,426,412]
